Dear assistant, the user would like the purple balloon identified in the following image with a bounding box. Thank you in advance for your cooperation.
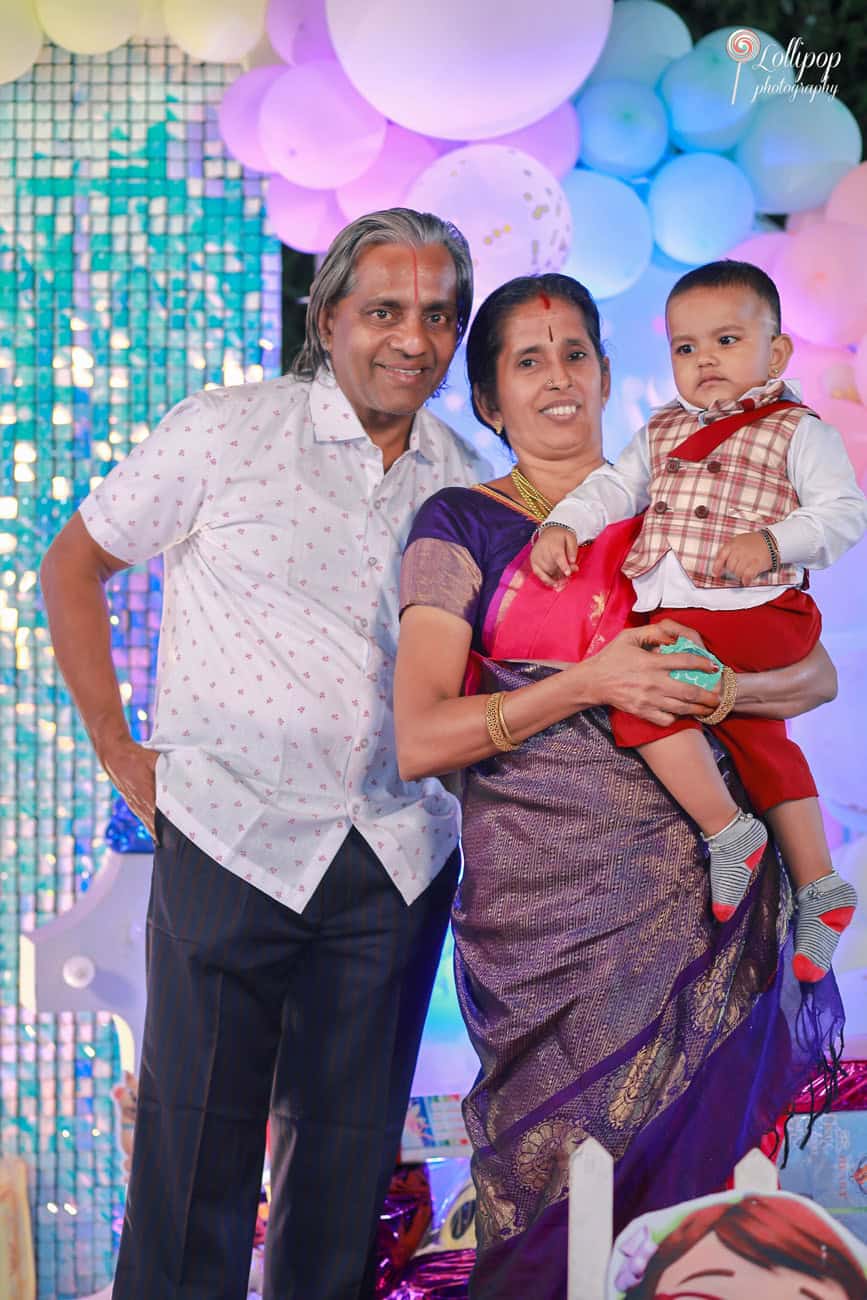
[259,59,387,189]
[482,102,581,179]
[218,66,285,174]
[336,124,440,222]
[265,174,347,253]
[266,0,333,63]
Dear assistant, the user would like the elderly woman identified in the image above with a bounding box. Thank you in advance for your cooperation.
[394,274,844,1298]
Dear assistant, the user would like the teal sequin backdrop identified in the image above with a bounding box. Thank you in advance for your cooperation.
[0,42,281,1297]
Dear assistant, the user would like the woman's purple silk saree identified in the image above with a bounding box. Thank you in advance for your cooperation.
[401,487,843,1299]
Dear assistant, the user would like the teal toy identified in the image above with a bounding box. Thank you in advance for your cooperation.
[658,634,723,689]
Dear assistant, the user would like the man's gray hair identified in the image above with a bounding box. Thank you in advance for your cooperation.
[291,208,474,379]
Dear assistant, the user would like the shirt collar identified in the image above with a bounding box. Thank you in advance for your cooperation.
[678,377,802,424]
[308,367,438,462]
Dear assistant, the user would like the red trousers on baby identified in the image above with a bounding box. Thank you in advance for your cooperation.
[609,590,821,815]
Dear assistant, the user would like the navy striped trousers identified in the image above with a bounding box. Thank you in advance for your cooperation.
[112,812,459,1300]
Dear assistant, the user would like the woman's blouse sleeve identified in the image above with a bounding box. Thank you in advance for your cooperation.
[400,488,484,630]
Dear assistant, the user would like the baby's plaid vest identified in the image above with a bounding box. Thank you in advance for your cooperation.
[622,399,808,589]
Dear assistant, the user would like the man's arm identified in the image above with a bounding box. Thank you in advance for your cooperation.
[40,512,159,835]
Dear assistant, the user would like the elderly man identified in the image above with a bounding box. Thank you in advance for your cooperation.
[41,209,489,1300]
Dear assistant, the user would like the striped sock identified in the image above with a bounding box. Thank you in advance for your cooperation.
[703,811,768,922]
[793,871,858,984]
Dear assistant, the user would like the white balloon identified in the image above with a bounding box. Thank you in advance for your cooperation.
[36,0,139,55]
[0,0,42,85]
[326,0,613,140]
[561,170,653,300]
[406,146,571,306]
[164,0,268,63]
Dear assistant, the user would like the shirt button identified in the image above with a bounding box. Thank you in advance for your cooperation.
[653,501,669,514]
[355,616,368,631]
[373,499,383,510]
[367,555,378,567]
[694,505,709,519]
[706,459,722,473]
[666,458,680,473]
[359,738,369,749]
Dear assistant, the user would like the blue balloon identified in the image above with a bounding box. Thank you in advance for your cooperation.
[648,153,755,263]
[736,93,862,213]
[698,26,796,90]
[659,46,757,152]
[561,169,653,300]
[584,0,691,89]
[576,80,669,178]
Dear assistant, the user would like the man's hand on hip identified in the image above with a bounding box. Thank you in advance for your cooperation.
[99,738,159,839]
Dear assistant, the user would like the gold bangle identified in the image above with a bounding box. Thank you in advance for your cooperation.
[703,665,738,726]
[495,690,518,748]
[485,691,519,752]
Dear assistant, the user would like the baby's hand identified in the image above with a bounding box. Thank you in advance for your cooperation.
[531,524,579,586]
[713,530,775,584]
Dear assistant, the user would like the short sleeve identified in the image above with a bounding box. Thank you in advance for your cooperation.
[78,390,221,565]
[400,488,484,629]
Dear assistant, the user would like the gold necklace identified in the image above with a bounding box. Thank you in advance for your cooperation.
[510,467,554,522]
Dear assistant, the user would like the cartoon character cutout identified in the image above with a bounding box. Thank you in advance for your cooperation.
[609,1192,867,1300]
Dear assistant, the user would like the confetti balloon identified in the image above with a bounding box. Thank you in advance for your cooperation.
[406,145,571,306]
[482,102,581,180]
[326,0,613,140]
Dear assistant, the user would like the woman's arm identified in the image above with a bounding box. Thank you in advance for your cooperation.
[394,606,718,781]
[733,641,837,720]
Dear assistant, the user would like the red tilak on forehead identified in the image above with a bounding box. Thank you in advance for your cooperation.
[538,292,551,309]
[411,247,419,304]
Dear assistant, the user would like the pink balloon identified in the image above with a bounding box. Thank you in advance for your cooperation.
[336,123,440,222]
[725,230,789,278]
[218,66,285,174]
[481,102,581,179]
[775,221,867,347]
[820,396,867,479]
[826,162,867,231]
[265,174,346,253]
[266,0,332,63]
[855,335,867,406]
[787,336,859,411]
[786,206,825,234]
[259,60,387,189]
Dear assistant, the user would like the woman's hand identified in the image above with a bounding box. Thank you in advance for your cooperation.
[575,624,719,726]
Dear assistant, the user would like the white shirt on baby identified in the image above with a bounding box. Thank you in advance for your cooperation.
[79,369,489,911]
[546,382,867,612]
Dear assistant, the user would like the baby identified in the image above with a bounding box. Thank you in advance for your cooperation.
[531,259,867,982]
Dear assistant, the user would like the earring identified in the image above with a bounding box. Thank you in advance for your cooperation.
[770,367,779,376]
[493,418,503,437]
